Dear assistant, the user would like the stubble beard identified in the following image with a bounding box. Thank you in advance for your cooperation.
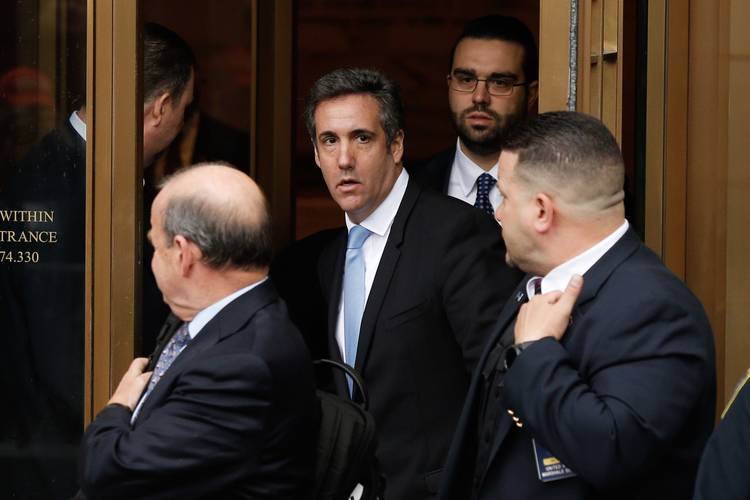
[452,105,526,158]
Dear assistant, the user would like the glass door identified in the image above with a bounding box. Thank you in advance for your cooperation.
[0,0,87,497]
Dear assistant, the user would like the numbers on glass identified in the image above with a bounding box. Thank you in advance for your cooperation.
[0,251,40,263]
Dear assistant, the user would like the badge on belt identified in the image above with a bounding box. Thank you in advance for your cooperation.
[532,438,577,482]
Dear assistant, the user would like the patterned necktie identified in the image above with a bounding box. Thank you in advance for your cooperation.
[141,322,191,404]
[343,225,371,395]
[474,172,497,216]
[528,276,543,297]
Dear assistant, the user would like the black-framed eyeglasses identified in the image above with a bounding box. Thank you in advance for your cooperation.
[448,74,528,97]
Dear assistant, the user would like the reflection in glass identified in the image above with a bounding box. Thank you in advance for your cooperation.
[0,1,86,497]
[141,1,253,354]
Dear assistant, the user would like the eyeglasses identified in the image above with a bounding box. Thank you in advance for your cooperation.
[448,74,528,97]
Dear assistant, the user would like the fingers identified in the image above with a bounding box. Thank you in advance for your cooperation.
[557,274,584,312]
[129,357,149,374]
[544,291,563,304]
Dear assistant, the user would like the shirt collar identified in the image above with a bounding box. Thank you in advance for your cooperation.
[526,220,630,298]
[345,168,409,237]
[187,277,268,339]
[69,110,86,141]
[453,138,498,197]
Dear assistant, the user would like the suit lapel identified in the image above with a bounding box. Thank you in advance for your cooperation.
[437,148,454,194]
[320,229,347,364]
[137,280,278,422]
[487,278,530,351]
[479,278,530,470]
[482,227,642,474]
[444,276,529,488]
[353,180,419,371]
[319,228,349,395]
[407,148,454,193]
[573,227,641,308]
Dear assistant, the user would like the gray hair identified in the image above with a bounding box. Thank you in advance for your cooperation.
[304,67,405,147]
[160,175,272,270]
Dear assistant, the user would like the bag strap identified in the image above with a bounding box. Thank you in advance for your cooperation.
[313,359,369,410]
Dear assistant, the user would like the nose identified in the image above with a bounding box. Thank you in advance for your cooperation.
[337,141,354,170]
[472,80,491,105]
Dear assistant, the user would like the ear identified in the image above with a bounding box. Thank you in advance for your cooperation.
[312,140,321,168]
[389,130,405,164]
[146,91,172,127]
[532,192,554,234]
[526,80,539,111]
[173,235,201,277]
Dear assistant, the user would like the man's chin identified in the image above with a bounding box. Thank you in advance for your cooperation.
[463,124,497,140]
[457,129,503,157]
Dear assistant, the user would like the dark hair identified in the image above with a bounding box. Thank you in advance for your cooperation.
[161,165,273,270]
[304,67,404,147]
[143,22,196,106]
[449,15,538,83]
[503,111,624,202]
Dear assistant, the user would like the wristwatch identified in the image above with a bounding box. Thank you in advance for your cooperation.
[502,341,537,371]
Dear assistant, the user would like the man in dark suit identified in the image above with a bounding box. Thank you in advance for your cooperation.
[0,24,196,498]
[693,370,750,500]
[409,15,538,216]
[301,68,522,499]
[438,111,716,500]
[78,164,318,499]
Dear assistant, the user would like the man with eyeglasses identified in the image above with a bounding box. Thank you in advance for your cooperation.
[410,15,538,217]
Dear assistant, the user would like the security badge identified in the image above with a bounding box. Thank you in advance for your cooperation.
[532,438,577,482]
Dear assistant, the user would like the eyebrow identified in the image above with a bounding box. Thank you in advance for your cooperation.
[317,130,338,140]
[350,128,375,137]
[452,67,520,80]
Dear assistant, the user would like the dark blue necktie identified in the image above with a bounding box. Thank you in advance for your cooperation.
[474,172,496,216]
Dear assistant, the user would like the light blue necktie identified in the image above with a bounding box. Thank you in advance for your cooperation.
[343,225,371,395]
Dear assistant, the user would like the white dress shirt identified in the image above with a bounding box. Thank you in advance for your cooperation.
[335,169,409,362]
[69,110,86,140]
[526,220,630,298]
[447,139,502,209]
[131,277,268,422]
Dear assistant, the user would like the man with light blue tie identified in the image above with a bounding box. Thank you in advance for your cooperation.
[304,67,522,499]
[77,163,318,499]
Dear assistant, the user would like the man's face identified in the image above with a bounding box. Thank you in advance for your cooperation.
[148,192,181,312]
[143,69,195,165]
[448,38,537,156]
[313,93,404,224]
[495,151,536,271]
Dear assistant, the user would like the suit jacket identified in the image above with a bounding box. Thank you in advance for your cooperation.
[78,281,318,500]
[438,228,716,500]
[693,371,750,500]
[0,120,86,498]
[317,179,523,499]
[407,148,455,194]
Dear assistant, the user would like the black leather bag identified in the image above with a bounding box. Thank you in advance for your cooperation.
[313,359,383,500]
